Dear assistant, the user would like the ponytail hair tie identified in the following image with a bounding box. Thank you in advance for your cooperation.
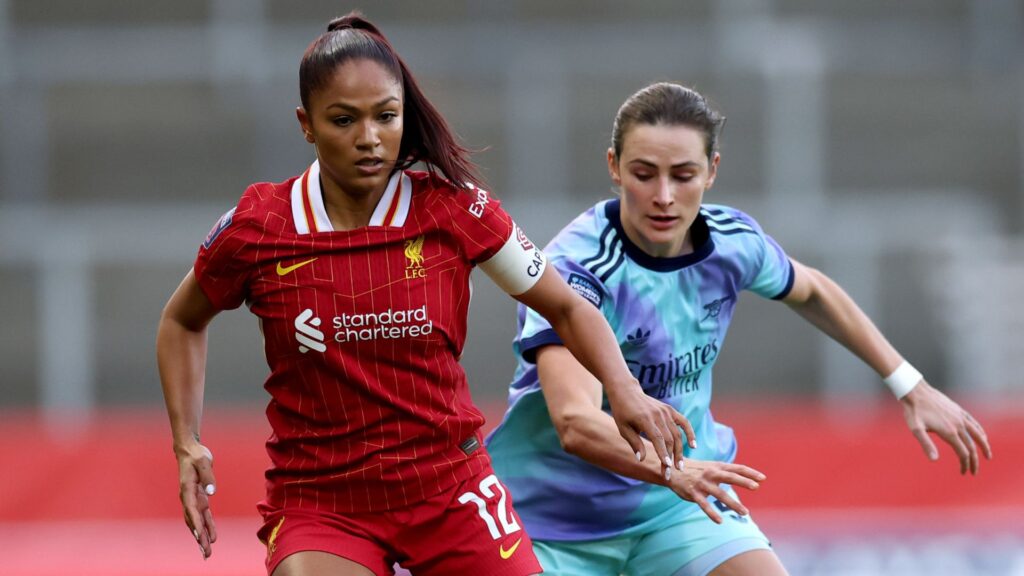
[327,12,383,36]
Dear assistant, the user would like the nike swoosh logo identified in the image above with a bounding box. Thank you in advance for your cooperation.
[499,537,522,560]
[276,258,318,276]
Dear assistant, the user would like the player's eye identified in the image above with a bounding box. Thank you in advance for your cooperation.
[332,116,354,127]
[379,111,398,123]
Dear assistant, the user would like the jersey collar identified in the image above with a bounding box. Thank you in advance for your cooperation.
[604,199,714,271]
[290,160,413,234]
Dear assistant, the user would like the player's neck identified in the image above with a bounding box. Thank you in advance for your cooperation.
[320,177,386,231]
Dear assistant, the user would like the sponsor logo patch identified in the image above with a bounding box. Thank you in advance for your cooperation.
[294,309,326,353]
[515,225,534,251]
[568,273,602,308]
[468,186,490,218]
[203,207,236,249]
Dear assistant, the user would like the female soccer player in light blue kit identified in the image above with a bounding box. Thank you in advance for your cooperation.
[486,82,992,576]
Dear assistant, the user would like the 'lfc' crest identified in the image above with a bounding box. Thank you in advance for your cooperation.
[404,235,426,279]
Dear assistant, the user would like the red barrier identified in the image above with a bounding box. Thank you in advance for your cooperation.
[1,400,1020,522]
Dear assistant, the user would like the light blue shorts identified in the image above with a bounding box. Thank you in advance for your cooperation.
[532,492,771,576]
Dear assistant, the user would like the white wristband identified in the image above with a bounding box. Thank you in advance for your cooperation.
[883,361,922,399]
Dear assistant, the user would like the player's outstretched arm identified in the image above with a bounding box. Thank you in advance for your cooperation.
[515,266,696,478]
[536,344,764,522]
[156,269,221,559]
[782,258,992,474]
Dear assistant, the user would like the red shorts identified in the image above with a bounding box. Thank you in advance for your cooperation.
[257,463,542,576]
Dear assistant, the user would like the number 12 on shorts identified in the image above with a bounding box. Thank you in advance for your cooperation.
[458,474,522,539]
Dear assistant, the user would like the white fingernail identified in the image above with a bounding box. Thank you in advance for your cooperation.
[677,459,685,471]
[205,484,216,496]
[664,456,673,467]
[690,439,697,449]
[193,529,200,541]
[664,467,672,481]
[635,451,642,462]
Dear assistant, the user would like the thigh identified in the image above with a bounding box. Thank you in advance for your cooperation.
[397,466,542,576]
[627,490,772,576]
[273,551,377,576]
[532,538,630,576]
[708,549,788,576]
[257,507,393,576]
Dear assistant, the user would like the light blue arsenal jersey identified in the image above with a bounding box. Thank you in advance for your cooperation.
[486,199,794,541]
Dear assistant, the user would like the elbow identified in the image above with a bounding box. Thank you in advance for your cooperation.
[552,410,589,457]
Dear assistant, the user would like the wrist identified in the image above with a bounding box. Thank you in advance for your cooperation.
[603,376,641,398]
[172,431,202,456]
[883,360,922,399]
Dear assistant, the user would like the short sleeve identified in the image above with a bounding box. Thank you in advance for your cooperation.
[445,185,515,264]
[517,256,611,363]
[735,212,794,300]
[193,196,255,310]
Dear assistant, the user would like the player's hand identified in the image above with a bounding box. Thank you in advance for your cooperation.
[176,441,218,559]
[900,379,992,475]
[669,459,765,524]
[605,381,696,479]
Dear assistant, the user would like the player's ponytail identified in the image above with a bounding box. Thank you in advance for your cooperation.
[300,11,487,193]
[326,12,384,35]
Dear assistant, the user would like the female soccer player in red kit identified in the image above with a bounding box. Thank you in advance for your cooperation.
[156,13,693,576]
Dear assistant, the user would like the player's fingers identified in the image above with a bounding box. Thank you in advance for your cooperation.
[692,493,723,524]
[937,427,970,475]
[712,470,761,491]
[195,450,217,498]
[184,512,197,540]
[185,500,208,551]
[911,426,939,461]
[619,424,646,463]
[670,409,697,451]
[180,480,201,529]
[958,425,978,475]
[657,409,678,472]
[203,506,218,544]
[664,407,684,472]
[194,488,217,544]
[720,463,767,482]
[707,486,748,517]
[642,419,672,474]
[964,412,993,460]
[193,501,211,559]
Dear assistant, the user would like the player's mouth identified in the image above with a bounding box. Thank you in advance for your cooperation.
[647,214,679,230]
[355,157,385,176]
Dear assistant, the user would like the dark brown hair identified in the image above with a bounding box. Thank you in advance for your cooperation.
[299,12,486,192]
[611,82,726,163]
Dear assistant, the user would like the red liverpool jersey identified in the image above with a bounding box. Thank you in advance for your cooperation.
[194,161,527,513]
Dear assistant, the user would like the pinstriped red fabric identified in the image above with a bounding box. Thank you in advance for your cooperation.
[194,168,514,513]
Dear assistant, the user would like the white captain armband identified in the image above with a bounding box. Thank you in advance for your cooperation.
[883,360,923,399]
[478,224,547,296]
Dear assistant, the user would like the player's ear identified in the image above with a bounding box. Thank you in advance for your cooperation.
[296,107,315,143]
[705,151,720,191]
[607,148,621,186]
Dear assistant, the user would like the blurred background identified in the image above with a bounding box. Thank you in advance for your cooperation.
[1,0,1022,574]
